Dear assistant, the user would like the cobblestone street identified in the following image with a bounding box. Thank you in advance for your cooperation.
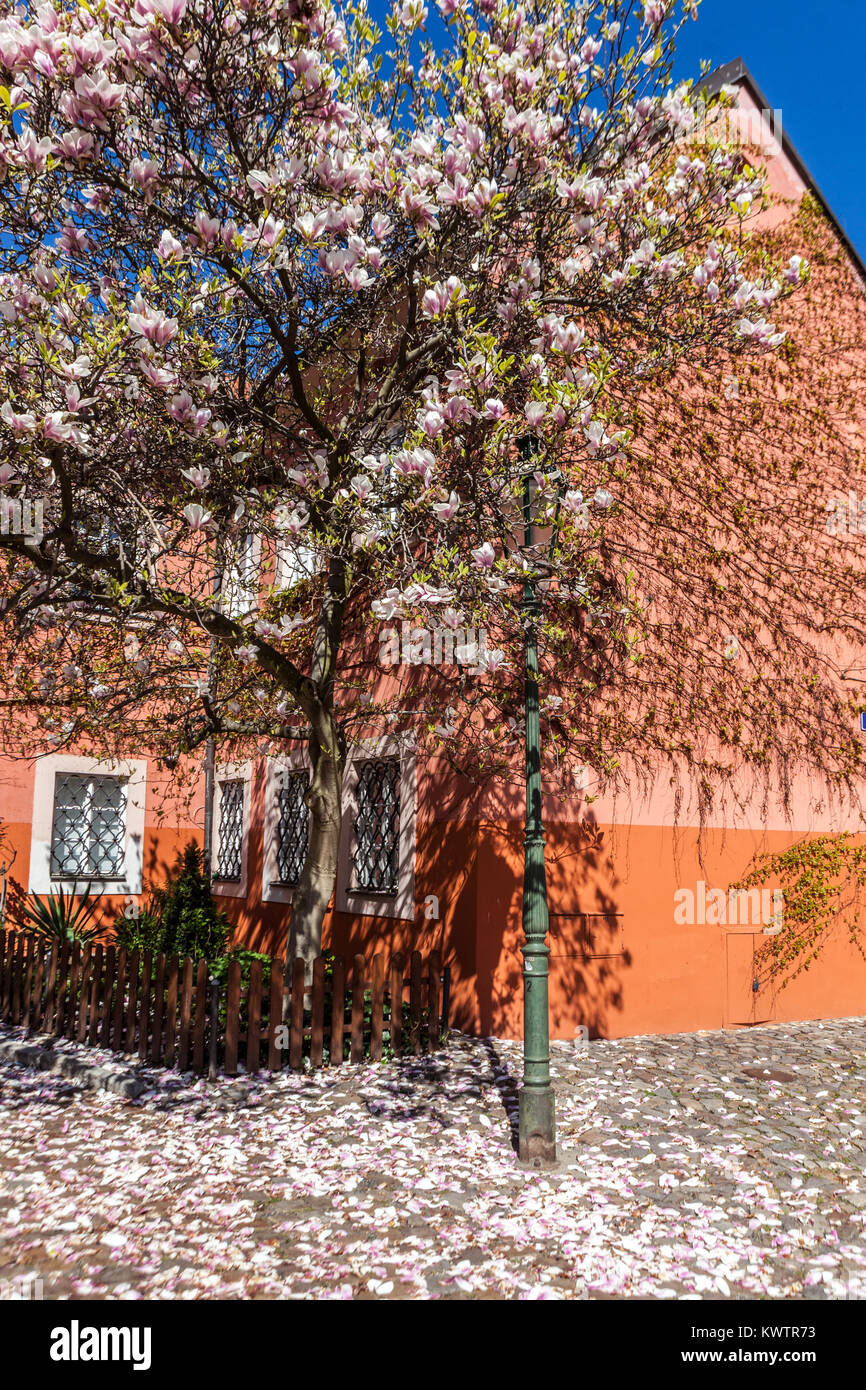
[1,1018,864,1300]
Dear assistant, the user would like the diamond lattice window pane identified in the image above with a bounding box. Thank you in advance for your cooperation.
[275,770,309,886]
[50,774,127,878]
[352,759,400,895]
[215,780,244,881]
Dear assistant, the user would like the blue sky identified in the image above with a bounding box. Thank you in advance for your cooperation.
[672,0,866,264]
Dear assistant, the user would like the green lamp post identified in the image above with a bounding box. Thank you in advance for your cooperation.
[517,447,557,1164]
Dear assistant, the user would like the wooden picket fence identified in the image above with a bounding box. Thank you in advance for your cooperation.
[0,930,450,1077]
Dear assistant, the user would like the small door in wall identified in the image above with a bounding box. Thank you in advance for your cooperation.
[725,931,775,1026]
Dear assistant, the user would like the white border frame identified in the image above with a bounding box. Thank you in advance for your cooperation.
[262,748,312,905]
[336,734,416,920]
[211,760,252,899]
[29,754,146,896]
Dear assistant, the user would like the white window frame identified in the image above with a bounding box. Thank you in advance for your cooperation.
[29,754,146,897]
[221,532,261,617]
[275,533,319,592]
[336,734,416,920]
[211,760,252,899]
[262,748,312,905]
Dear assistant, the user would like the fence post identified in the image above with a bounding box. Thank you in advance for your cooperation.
[101,945,116,1048]
[55,941,70,1036]
[31,943,45,1034]
[10,934,25,1029]
[163,955,179,1066]
[76,943,93,1043]
[66,941,81,1040]
[410,951,423,1057]
[112,947,127,1052]
[329,956,345,1066]
[88,943,103,1046]
[389,952,404,1055]
[246,959,262,1076]
[42,945,58,1034]
[22,936,34,1035]
[125,948,140,1054]
[370,954,384,1062]
[289,957,305,1071]
[310,956,325,1069]
[428,951,441,1051]
[193,959,208,1074]
[224,959,240,1077]
[351,954,365,1064]
[137,951,152,1062]
[2,930,16,1021]
[208,975,219,1081]
[267,967,283,1072]
[149,952,166,1064]
[178,957,194,1072]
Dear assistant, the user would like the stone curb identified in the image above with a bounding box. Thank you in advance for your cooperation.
[0,1036,146,1099]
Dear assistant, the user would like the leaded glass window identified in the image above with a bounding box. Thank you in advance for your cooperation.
[352,759,400,895]
[215,779,244,881]
[50,774,127,879]
[274,770,309,887]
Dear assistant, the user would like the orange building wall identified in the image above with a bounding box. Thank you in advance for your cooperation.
[217,756,866,1042]
[2,736,865,1041]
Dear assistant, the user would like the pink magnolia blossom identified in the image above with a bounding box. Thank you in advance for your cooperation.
[155,0,188,23]
[421,276,464,318]
[182,503,211,530]
[128,297,179,347]
[371,589,403,621]
[371,213,392,240]
[403,582,455,605]
[350,474,374,500]
[432,492,460,521]
[1,401,36,434]
[246,170,272,199]
[42,412,76,443]
[181,466,211,489]
[421,409,445,437]
[157,229,184,262]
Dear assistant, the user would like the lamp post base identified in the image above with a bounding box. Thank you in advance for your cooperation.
[518,1086,557,1165]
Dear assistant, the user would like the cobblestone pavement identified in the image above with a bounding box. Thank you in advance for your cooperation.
[0,1018,864,1300]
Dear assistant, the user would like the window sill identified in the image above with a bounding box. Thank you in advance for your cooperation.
[347,888,399,900]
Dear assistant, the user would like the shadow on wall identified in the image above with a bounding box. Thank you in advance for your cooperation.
[317,816,481,1025]
[143,830,204,899]
[480,809,632,1041]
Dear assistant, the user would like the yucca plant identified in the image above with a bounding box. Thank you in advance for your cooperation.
[16,882,104,946]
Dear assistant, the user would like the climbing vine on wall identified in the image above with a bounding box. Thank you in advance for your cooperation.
[732,834,866,988]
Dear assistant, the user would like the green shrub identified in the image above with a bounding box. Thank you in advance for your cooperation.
[113,900,164,955]
[15,882,103,946]
[210,948,273,993]
[210,949,274,1057]
[115,842,231,962]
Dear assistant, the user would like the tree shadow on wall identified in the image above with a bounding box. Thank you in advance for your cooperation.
[481,806,632,1043]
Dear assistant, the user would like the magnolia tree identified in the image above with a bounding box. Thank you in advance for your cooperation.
[0,0,860,965]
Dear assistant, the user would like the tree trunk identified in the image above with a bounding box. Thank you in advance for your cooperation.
[284,708,345,981]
